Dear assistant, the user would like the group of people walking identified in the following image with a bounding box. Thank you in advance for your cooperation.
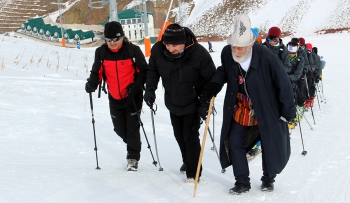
[85,13,325,195]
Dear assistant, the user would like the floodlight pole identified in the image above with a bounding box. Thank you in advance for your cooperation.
[108,0,118,21]
[142,0,148,36]
[58,0,65,46]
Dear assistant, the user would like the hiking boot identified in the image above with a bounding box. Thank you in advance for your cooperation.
[186,177,199,183]
[248,147,260,156]
[294,114,302,122]
[310,96,315,106]
[288,123,295,129]
[229,183,251,195]
[304,100,310,110]
[297,105,304,114]
[260,181,274,192]
[126,159,138,171]
[180,163,186,174]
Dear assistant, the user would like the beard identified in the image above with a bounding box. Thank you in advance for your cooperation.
[232,47,252,63]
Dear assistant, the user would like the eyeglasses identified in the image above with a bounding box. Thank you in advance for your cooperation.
[289,52,296,54]
[105,37,121,42]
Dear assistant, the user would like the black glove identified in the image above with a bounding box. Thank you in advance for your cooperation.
[285,114,296,123]
[197,102,209,120]
[144,90,156,107]
[127,83,142,98]
[311,66,316,72]
[302,68,308,75]
[208,82,222,98]
[85,79,98,93]
[315,78,320,83]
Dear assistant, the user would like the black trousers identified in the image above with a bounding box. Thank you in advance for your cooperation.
[228,120,275,184]
[170,112,202,178]
[109,103,141,161]
[296,76,307,107]
[306,71,316,98]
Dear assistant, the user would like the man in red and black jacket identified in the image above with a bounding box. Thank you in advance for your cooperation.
[85,21,148,171]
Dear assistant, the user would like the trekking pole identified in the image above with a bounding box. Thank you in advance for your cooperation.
[297,116,307,156]
[132,99,158,167]
[315,85,321,110]
[320,80,326,103]
[208,127,226,173]
[211,104,217,151]
[194,97,215,197]
[304,75,316,124]
[318,82,326,103]
[150,104,163,171]
[316,83,323,103]
[89,93,101,170]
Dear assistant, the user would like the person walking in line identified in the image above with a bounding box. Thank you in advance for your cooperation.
[208,41,214,52]
[208,14,296,194]
[143,23,216,183]
[262,26,292,73]
[286,41,305,128]
[85,21,148,171]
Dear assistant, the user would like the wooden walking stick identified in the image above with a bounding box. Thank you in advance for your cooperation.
[193,97,215,197]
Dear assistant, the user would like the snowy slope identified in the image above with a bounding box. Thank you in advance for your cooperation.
[1,30,350,202]
[185,0,350,36]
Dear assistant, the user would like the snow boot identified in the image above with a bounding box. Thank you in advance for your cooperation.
[260,181,274,192]
[180,163,186,174]
[186,177,200,183]
[126,159,138,171]
[310,96,315,107]
[304,100,311,111]
[229,182,251,195]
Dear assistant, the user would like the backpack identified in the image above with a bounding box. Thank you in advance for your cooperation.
[97,41,137,98]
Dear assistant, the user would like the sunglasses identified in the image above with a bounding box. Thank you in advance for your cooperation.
[289,52,296,54]
[269,38,279,43]
[105,37,121,42]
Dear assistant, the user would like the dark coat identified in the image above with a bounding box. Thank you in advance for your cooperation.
[211,43,296,176]
[146,28,216,116]
[263,39,292,73]
[288,53,305,82]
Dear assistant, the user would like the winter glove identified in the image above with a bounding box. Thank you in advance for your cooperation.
[302,68,308,75]
[127,83,142,98]
[315,77,320,83]
[311,66,316,72]
[85,79,98,93]
[197,102,209,121]
[208,82,222,98]
[144,90,156,108]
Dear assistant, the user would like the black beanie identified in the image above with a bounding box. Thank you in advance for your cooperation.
[162,23,186,45]
[104,21,124,38]
[291,38,299,44]
[312,47,318,55]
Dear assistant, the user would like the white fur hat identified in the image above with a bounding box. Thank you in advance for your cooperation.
[227,14,255,47]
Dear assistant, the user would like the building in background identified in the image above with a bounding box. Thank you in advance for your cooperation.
[102,9,155,42]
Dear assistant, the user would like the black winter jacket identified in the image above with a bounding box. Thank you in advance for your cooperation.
[146,28,216,116]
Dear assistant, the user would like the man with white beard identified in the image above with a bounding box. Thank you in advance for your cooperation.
[207,14,296,194]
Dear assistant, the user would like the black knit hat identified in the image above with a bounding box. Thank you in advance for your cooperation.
[104,21,124,38]
[162,23,186,45]
[291,38,299,44]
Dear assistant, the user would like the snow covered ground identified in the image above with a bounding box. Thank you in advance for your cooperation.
[1,32,350,202]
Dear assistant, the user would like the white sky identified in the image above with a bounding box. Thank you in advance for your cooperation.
[1,31,350,202]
